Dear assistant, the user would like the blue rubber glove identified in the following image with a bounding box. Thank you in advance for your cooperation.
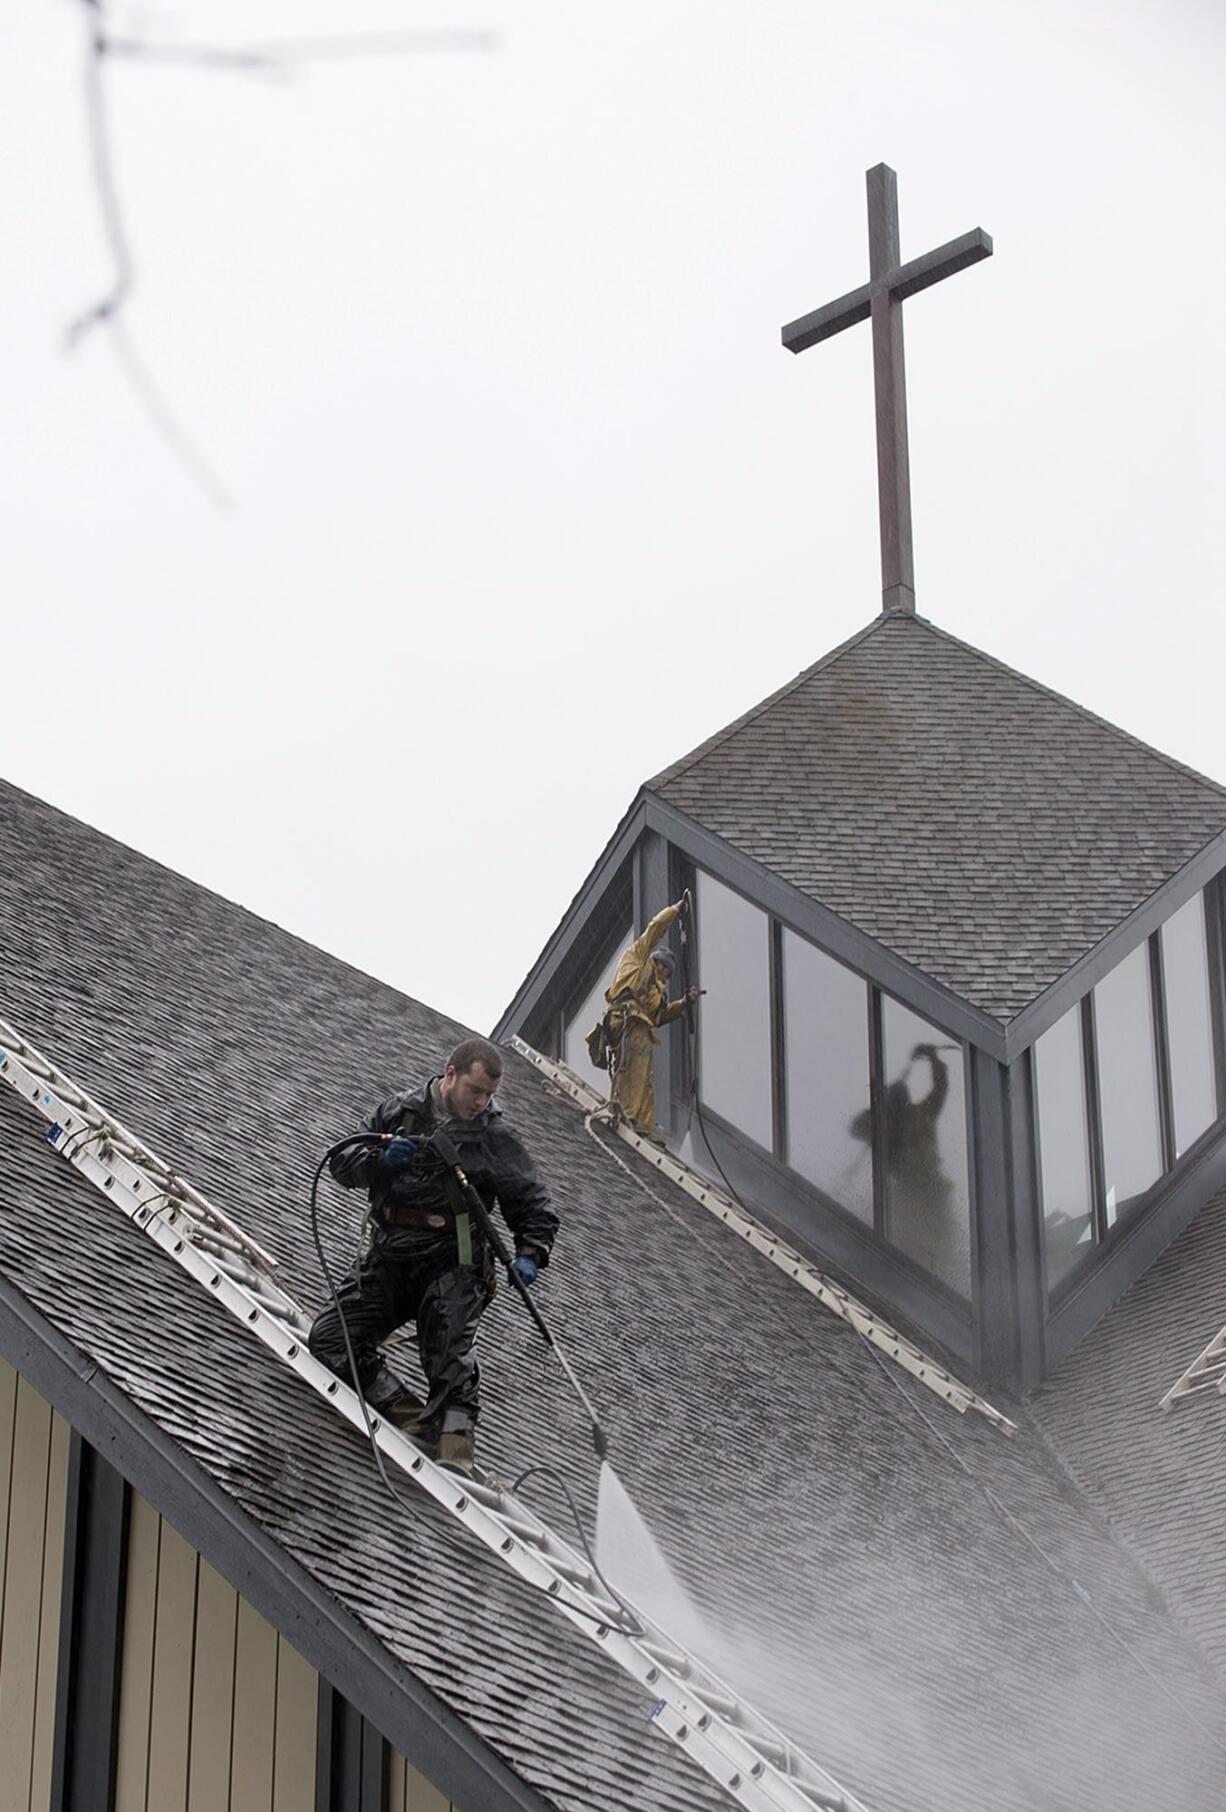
[381,1136,417,1170]
[510,1254,539,1287]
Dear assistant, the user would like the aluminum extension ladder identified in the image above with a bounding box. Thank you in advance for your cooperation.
[510,1037,1016,1437]
[1160,1326,1226,1410]
[0,1015,871,1812]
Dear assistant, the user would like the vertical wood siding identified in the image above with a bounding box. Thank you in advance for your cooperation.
[384,1750,454,1812]
[0,1356,71,1812]
[112,1492,321,1812]
[0,1361,457,1812]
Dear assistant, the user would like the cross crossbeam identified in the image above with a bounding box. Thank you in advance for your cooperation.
[783,165,992,615]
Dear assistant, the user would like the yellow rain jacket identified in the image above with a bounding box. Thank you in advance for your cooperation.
[604,904,687,1134]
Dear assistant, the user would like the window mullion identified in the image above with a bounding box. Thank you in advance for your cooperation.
[770,918,786,1161]
[1204,878,1226,1120]
[1149,930,1176,1174]
[869,988,887,1239]
[1081,994,1108,1245]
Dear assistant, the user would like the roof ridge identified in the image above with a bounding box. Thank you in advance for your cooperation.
[646,612,889,793]
[907,614,1226,802]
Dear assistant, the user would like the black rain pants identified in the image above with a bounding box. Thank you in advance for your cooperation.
[307,1238,486,1437]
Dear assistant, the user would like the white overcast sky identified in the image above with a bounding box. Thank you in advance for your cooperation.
[4,0,1225,1035]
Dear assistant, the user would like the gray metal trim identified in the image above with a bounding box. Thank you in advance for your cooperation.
[644,796,1009,1060]
[492,795,647,1042]
[968,1051,1016,1389]
[49,1433,130,1812]
[1044,1117,1226,1373]
[1003,830,1226,1058]
[635,828,673,1131]
[1203,879,1226,1119]
[316,1682,387,1812]
[1002,1057,1047,1392]
[0,1279,557,1812]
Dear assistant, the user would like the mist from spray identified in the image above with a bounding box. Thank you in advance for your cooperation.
[595,1460,713,1657]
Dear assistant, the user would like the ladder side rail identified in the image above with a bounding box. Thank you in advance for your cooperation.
[460,1482,856,1805]
[1160,1327,1226,1410]
[0,1023,874,1812]
[77,1148,863,1811]
[0,1018,280,1275]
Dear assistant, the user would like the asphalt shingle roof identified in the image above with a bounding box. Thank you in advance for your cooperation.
[2,774,1225,1812]
[651,613,1226,1024]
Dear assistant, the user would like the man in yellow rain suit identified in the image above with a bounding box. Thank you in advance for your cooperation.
[602,898,700,1138]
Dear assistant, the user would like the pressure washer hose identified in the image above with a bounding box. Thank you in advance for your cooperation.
[308,1128,637,1630]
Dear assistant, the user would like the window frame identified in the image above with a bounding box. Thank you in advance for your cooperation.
[684,857,976,1303]
[1037,887,1226,1304]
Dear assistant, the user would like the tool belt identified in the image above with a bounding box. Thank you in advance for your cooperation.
[378,1177,476,1267]
[377,1204,452,1230]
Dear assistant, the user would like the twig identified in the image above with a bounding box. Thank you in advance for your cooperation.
[104,30,501,70]
[66,0,231,511]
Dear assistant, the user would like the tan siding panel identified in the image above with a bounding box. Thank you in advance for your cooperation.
[271,1635,316,1812]
[115,1491,163,1812]
[0,1377,52,1812]
[29,1411,72,1812]
[408,1766,452,1811]
[187,1557,239,1812]
[388,1748,452,1812]
[0,1355,17,1639]
[229,1597,277,1812]
[147,1517,200,1812]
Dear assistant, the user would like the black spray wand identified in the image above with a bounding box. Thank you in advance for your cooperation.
[429,1127,609,1459]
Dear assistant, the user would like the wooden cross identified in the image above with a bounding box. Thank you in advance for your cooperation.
[782,165,992,615]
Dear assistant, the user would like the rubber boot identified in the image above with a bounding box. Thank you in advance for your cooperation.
[376,1387,428,1432]
[436,1430,475,1475]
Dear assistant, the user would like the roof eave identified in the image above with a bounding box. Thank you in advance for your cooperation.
[1002,823,1226,1059]
[0,1274,560,1812]
[492,791,648,1042]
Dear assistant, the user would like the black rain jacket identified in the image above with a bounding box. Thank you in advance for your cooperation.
[329,1079,558,1265]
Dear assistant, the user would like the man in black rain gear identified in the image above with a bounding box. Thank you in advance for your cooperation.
[308,1036,557,1474]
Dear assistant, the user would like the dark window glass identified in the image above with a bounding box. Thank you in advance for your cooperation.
[695,871,773,1149]
[1033,1005,1094,1289]
[563,928,632,1092]
[1161,894,1218,1159]
[879,998,971,1295]
[781,930,873,1225]
[1094,944,1163,1223]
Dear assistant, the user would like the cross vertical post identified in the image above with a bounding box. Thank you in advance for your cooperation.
[782,165,992,616]
[867,165,914,613]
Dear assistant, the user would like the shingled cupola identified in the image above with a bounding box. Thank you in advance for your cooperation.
[496,168,1226,1395]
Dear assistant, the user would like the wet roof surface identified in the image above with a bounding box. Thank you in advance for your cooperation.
[2,774,1224,1811]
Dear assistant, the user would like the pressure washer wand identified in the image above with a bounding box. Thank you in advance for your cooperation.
[429,1128,610,1459]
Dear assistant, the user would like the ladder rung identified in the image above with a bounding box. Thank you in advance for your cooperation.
[797,1787,846,1811]
[497,1515,552,1549]
[547,1558,597,1590]
[690,1681,743,1720]
[640,1638,691,1677]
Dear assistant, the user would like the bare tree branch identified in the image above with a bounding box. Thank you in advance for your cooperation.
[65,8,133,348]
[65,0,231,510]
[64,1,497,511]
[104,29,501,71]
[107,320,234,512]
